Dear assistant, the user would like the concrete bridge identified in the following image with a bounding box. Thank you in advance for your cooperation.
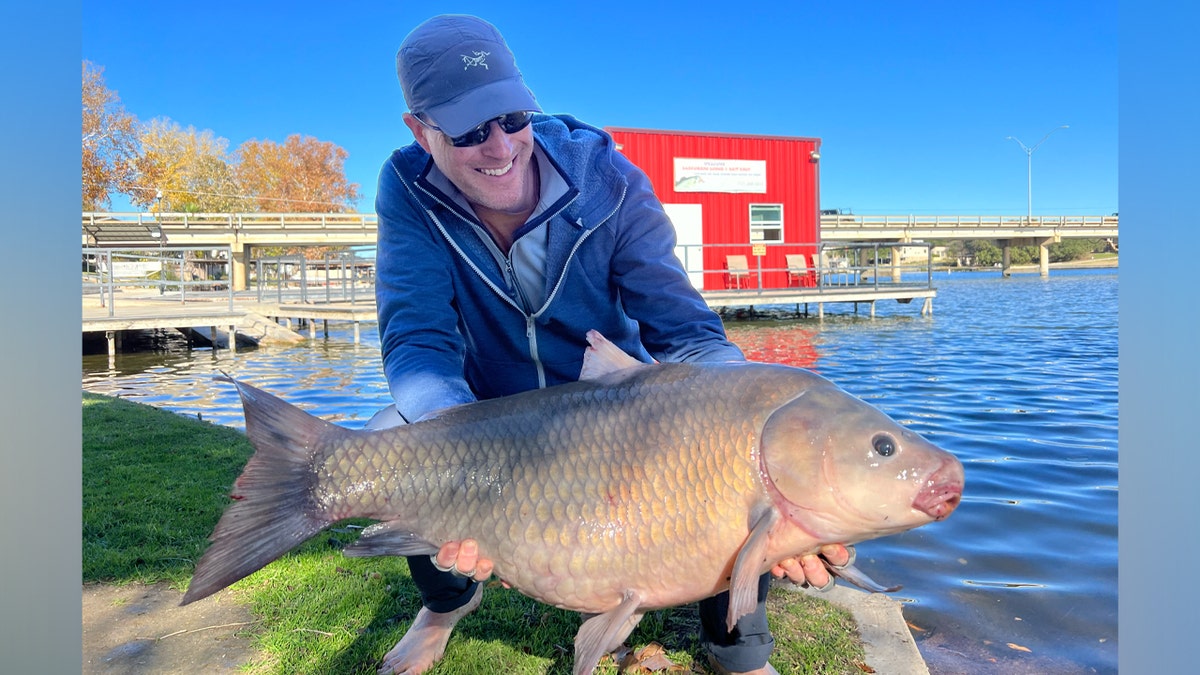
[82,211,1119,286]
[820,213,1118,277]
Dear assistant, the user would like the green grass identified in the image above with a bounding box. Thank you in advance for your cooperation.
[82,391,866,674]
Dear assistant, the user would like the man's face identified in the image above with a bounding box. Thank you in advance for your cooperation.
[404,113,538,219]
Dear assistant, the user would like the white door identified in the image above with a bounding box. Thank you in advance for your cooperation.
[663,203,704,289]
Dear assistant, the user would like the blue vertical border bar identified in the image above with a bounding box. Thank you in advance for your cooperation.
[1119,0,1200,671]
[0,2,83,673]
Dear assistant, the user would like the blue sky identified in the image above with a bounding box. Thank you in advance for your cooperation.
[82,1,1117,216]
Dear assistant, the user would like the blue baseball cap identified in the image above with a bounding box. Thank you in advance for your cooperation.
[396,15,540,138]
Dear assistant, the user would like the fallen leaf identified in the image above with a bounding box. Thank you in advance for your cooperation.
[905,621,927,632]
[618,642,685,672]
[1007,643,1032,653]
[854,660,877,673]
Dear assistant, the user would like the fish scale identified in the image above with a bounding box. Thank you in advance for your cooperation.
[181,336,962,675]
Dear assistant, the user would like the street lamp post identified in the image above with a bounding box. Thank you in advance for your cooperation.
[1006,125,1068,225]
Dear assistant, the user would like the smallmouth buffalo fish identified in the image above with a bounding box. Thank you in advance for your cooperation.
[182,330,963,674]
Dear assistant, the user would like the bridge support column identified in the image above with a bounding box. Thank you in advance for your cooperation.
[890,246,901,283]
[1039,238,1053,277]
[230,243,248,292]
[1001,243,1012,277]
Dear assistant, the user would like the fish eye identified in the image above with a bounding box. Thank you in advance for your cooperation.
[872,434,897,457]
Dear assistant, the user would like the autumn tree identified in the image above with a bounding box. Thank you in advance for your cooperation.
[82,61,139,210]
[235,134,360,213]
[131,118,250,212]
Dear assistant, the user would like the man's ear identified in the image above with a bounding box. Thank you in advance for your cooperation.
[402,113,434,153]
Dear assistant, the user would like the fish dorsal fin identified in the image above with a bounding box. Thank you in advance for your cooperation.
[727,505,780,631]
[574,589,644,675]
[580,329,647,381]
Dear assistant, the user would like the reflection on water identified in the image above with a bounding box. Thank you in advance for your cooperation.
[81,269,1118,674]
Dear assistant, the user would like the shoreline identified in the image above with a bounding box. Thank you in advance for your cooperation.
[933,256,1118,273]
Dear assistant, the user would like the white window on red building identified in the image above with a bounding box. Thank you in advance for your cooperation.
[750,204,784,242]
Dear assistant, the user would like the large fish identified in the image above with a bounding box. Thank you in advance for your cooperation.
[182,331,963,674]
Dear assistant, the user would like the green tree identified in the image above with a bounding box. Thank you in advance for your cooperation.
[966,240,1002,266]
[1048,238,1103,262]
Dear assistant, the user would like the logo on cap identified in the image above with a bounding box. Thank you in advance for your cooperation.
[462,51,490,69]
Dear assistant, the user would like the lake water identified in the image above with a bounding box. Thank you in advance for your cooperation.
[81,268,1118,674]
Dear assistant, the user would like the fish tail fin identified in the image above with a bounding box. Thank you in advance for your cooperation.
[181,376,341,605]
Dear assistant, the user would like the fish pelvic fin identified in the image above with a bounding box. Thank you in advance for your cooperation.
[343,520,438,558]
[180,377,340,605]
[727,505,780,632]
[575,590,644,675]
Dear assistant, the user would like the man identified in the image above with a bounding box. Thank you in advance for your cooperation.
[370,14,850,675]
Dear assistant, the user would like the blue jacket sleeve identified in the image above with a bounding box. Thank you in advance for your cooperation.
[607,155,746,365]
[374,153,476,421]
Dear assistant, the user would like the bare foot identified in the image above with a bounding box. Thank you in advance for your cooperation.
[377,584,483,674]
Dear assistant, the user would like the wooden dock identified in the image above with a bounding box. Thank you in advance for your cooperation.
[701,284,935,318]
[83,280,933,356]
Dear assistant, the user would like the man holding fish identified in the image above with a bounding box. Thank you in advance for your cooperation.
[369,13,851,675]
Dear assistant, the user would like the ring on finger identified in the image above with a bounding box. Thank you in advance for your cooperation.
[810,575,836,592]
[430,553,456,574]
[828,544,857,571]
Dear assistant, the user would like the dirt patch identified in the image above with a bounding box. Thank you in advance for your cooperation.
[82,582,264,674]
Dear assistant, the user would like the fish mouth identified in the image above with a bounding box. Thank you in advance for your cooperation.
[913,483,962,520]
[912,459,964,520]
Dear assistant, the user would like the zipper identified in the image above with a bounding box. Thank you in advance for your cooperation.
[525,315,544,388]
[397,162,627,391]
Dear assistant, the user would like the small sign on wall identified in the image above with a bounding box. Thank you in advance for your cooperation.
[673,158,767,193]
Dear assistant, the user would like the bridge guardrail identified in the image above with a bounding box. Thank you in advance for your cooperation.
[83,212,1117,238]
[820,214,1118,229]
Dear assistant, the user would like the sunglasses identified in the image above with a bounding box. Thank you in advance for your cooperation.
[415,111,535,148]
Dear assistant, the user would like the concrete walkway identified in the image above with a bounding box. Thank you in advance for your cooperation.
[789,583,929,674]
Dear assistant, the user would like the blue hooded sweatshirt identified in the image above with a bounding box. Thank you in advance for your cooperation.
[374,113,744,422]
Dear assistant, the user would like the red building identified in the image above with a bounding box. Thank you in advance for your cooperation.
[606,127,822,290]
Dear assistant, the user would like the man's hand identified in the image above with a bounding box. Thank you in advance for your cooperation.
[770,544,853,591]
[431,539,496,583]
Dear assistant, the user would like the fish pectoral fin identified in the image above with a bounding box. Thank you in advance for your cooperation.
[829,561,902,593]
[727,505,781,631]
[342,521,438,558]
[574,590,644,675]
[579,329,648,381]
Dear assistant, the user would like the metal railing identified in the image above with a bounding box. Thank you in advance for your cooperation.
[673,241,935,294]
[252,251,376,305]
[232,241,934,303]
[82,245,235,316]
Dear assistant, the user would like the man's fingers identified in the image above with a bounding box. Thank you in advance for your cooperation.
[772,557,804,583]
[455,539,479,577]
[819,543,852,568]
[473,558,494,581]
[800,554,832,589]
[434,539,494,581]
[433,540,461,571]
